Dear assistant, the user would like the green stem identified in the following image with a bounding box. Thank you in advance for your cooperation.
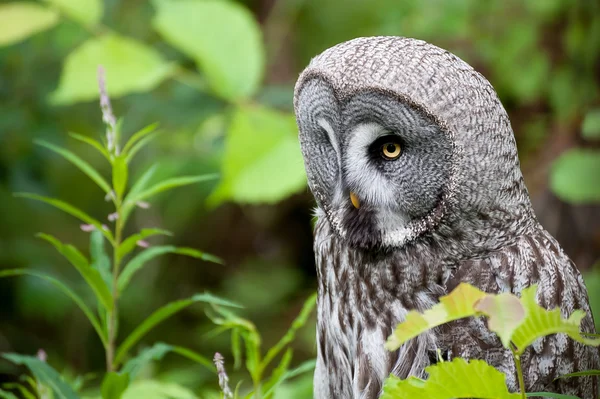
[512,349,527,399]
[106,205,123,372]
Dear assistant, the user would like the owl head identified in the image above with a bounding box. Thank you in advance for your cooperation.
[294,37,534,251]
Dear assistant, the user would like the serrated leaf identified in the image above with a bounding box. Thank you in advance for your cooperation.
[117,228,172,261]
[15,193,115,243]
[36,139,112,195]
[381,358,521,399]
[101,372,130,399]
[582,109,600,140]
[69,132,111,161]
[121,380,196,399]
[511,285,600,355]
[114,293,239,366]
[550,149,600,204]
[209,105,306,205]
[0,269,106,345]
[474,292,525,348]
[153,0,264,100]
[385,283,486,351]
[0,3,59,47]
[37,233,113,311]
[50,34,175,105]
[44,0,102,26]
[112,155,128,201]
[2,354,79,399]
[117,245,222,292]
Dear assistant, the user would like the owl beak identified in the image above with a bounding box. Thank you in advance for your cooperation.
[350,192,360,209]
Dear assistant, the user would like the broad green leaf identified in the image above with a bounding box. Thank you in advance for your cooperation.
[37,233,113,311]
[550,149,600,204]
[101,372,130,399]
[121,343,213,379]
[511,285,600,355]
[0,3,59,47]
[526,393,581,399]
[112,155,128,201]
[380,358,520,399]
[114,293,240,366]
[153,0,264,100]
[262,348,293,399]
[15,193,115,243]
[0,269,106,345]
[122,123,159,155]
[117,245,222,292]
[556,369,600,380]
[117,228,172,261]
[2,354,79,399]
[36,139,112,195]
[209,105,306,205]
[44,0,102,26]
[69,132,111,161]
[474,292,525,348]
[50,34,175,105]
[122,380,196,399]
[582,109,600,140]
[385,283,486,351]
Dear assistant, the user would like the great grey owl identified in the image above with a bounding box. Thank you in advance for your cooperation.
[293,36,599,398]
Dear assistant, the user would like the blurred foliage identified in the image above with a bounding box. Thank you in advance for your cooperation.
[0,0,599,397]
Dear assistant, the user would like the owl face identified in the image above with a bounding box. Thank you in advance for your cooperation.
[296,77,453,250]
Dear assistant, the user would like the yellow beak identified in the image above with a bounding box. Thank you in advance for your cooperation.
[350,192,360,209]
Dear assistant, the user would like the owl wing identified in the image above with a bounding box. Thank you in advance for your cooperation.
[444,227,600,397]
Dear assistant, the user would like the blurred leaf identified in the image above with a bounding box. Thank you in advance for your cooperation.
[36,139,112,195]
[262,348,292,399]
[0,389,20,399]
[380,358,520,399]
[121,342,173,378]
[114,293,240,366]
[583,271,600,331]
[121,380,196,399]
[0,384,35,399]
[117,228,172,261]
[153,0,264,100]
[50,34,175,105]
[37,233,113,311]
[474,292,525,347]
[2,354,79,399]
[117,245,222,292]
[556,369,600,380]
[113,155,128,201]
[265,359,316,398]
[0,269,106,345]
[550,149,600,204]
[15,193,115,243]
[526,394,581,399]
[386,283,486,351]
[122,123,159,155]
[69,132,111,161]
[101,372,130,399]
[582,109,600,140]
[209,105,306,205]
[91,229,112,289]
[0,3,59,47]
[44,0,102,26]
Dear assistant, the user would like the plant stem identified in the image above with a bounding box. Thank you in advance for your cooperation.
[512,349,527,399]
[106,208,123,372]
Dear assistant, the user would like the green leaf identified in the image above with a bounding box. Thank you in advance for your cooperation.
[209,105,306,205]
[582,109,600,140]
[117,228,172,261]
[556,369,600,380]
[385,283,486,351]
[0,3,59,47]
[90,229,112,289]
[101,372,130,399]
[15,193,115,243]
[550,149,600,204]
[113,155,128,201]
[2,354,79,399]
[69,132,111,161]
[120,164,158,223]
[124,132,159,164]
[153,0,264,100]
[117,245,222,293]
[121,380,196,399]
[526,393,582,399]
[44,0,102,26]
[511,285,600,355]
[0,384,35,399]
[50,34,175,105]
[0,269,106,346]
[0,388,20,399]
[114,293,239,366]
[122,123,159,155]
[36,139,112,195]
[37,233,113,311]
[380,358,521,399]
[474,292,525,348]
[263,359,316,398]
[262,348,292,399]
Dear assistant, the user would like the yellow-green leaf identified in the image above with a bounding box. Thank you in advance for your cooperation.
[0,3,59,47]
[44,0,102,26]
[474,292,525,348]
[112,155,128,201]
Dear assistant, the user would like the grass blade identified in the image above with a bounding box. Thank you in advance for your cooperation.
[124,131,159,164]
[555,369,600,380]
[36,139,112,195]
[262,348,292,398]
[68,132,111,162]
[122,123,159,154]
[127,174,218,204]
[170,346,214,371]
[0,269,106,346]
[526,393,582,399]
[117,228,172,261]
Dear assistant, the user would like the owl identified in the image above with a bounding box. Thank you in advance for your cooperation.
[293,37,599,398]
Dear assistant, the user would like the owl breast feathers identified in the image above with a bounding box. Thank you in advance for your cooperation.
[293,36,599,398]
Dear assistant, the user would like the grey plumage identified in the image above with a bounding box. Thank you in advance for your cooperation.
[293,36,599,398]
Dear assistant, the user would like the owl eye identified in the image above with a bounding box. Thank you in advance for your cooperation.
[381,142,401,160]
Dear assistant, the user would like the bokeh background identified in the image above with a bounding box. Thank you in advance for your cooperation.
[0,0,599,397]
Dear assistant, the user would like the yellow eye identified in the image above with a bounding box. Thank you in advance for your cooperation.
[381,142,401,160]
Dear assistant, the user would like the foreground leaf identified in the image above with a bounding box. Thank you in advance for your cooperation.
[582,109,600,140]
[0,3,59,47]
[381,358,520,399]
[0,269,106,345]
[114,293,240,366]
[153,0,264,100]
[385,283,486,351]
[474,292,525,348]
[550,149,600,204]
[101,372,130,399]
[44,0,102,26]
[2,354,79,399]
[50,34,175,105]
[209,105,306,205]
